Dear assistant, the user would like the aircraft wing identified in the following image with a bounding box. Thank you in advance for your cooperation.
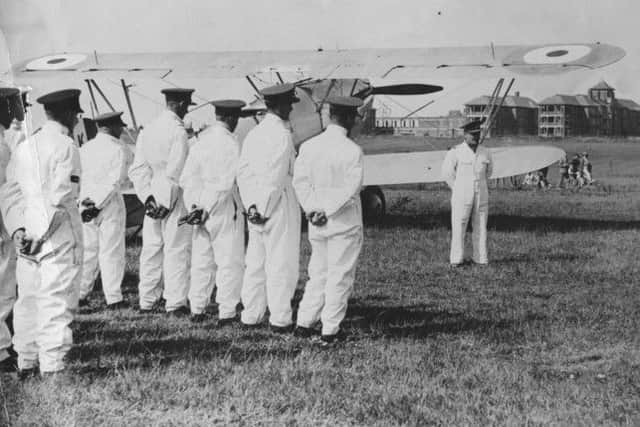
[363,145,565,186]
[5,43,625,81]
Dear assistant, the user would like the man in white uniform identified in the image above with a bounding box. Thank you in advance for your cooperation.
[237,83,301,332]
[0,87,19,372]
[180,100,246,324]
[7,89,84,376]
[292,96,365,344]
[78,112,133,309]
[441,119,493,266]
[129,88,193,316]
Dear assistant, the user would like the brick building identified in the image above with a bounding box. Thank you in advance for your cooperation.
[538,81,640,137]
[464,92,538,136]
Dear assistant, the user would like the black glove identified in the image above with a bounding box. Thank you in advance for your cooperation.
[178,206,207,226]
[155,204,170,220]
[144,196,159,218]
[81,206,101,223]
[308,211,327,227]
[246,205,268,225]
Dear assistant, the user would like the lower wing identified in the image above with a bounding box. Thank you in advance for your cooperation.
[363,145,565,185]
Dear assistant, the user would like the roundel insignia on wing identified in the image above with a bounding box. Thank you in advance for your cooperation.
[25,54,88,70]
[522,45,592,64]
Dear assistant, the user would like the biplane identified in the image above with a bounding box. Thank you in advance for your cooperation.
[0,1,626,226]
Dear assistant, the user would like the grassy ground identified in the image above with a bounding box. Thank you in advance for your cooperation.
[1,138,640,426]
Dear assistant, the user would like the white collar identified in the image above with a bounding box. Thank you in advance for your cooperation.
[326,124,348,137]
[43,120,70,136]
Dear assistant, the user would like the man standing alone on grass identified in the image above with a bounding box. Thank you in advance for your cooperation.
[77,112,133,310]
[237,83,301,333]
[292,96,365,345]
[442,118,493,267]
[179,100,246,324]
[129,88,194,316]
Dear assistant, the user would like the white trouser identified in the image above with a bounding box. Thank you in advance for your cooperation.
[0,238,17,360]
[450,191,488,265]
[241,188,301,327]
[138,195,192,311]
[297,228,362,336]
[189,198,244,317]
[13,220,83,373]
[79,195,126,304]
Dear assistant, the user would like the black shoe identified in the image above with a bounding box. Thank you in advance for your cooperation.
[241,322,262,330]
[217,316,238,327]
[138,299,164,314]
[293,326,315,339]
[17,367,39,381]
[320,330,348,346]
[107,300,128,310]
[167,306,190,317]
[270,324,293,335]
[190,313,207,323]
[0,355,17,373]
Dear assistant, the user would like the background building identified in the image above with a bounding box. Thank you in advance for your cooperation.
[538,81,640,137]
[464,92,538,136]
[375,110,466,137]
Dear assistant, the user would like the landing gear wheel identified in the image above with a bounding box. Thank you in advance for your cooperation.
[360,186,386,224]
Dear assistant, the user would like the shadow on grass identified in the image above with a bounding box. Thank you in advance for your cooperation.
[68,332,302,378]
[345,302,533,342]
[492,252,587,264]
[376,213,640,233]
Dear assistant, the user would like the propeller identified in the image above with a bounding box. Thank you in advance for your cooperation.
[354,83,443,99]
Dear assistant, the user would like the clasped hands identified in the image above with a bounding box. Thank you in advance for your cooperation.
[80,198,101,223]
[178,205,209,226]
[144,195,170,220]
[306,210,327,227]
[245,205,268,225]
[12,228,42,256]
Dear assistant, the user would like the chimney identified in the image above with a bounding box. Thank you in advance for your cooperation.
[515,91,520,97]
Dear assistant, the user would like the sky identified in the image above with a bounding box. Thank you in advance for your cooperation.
[1,0,639,126]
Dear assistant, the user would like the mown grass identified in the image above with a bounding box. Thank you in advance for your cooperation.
[1,139,639,426]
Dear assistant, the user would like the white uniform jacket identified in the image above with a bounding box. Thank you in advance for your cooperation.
[442,142,493,206]
[293,124,364,236]
[180,122,243,216]
[11,120,82,258]
[129,110,189,210]
[237,113,296,218]
[80,132,132,209]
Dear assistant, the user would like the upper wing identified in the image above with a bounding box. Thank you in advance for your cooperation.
[363,145,565,186]
[5,43,625,81]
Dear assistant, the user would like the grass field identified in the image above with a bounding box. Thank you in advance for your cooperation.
[1,138,639,426]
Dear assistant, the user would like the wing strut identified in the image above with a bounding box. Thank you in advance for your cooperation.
[481,78,515,143]
[400,100,436,120]
[245,75,261,98]
[85,79,99,118]
[121,79,138,131]
[90,79,116,112]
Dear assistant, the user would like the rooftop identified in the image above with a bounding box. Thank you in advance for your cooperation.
[465,94,537,109]
[590,80,614,91]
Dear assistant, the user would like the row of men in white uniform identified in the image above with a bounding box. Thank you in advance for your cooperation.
[0,83,492,377]
[0,84,371,376]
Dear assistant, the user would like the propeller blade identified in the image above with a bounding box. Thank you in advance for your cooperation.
[355,83,443,98]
